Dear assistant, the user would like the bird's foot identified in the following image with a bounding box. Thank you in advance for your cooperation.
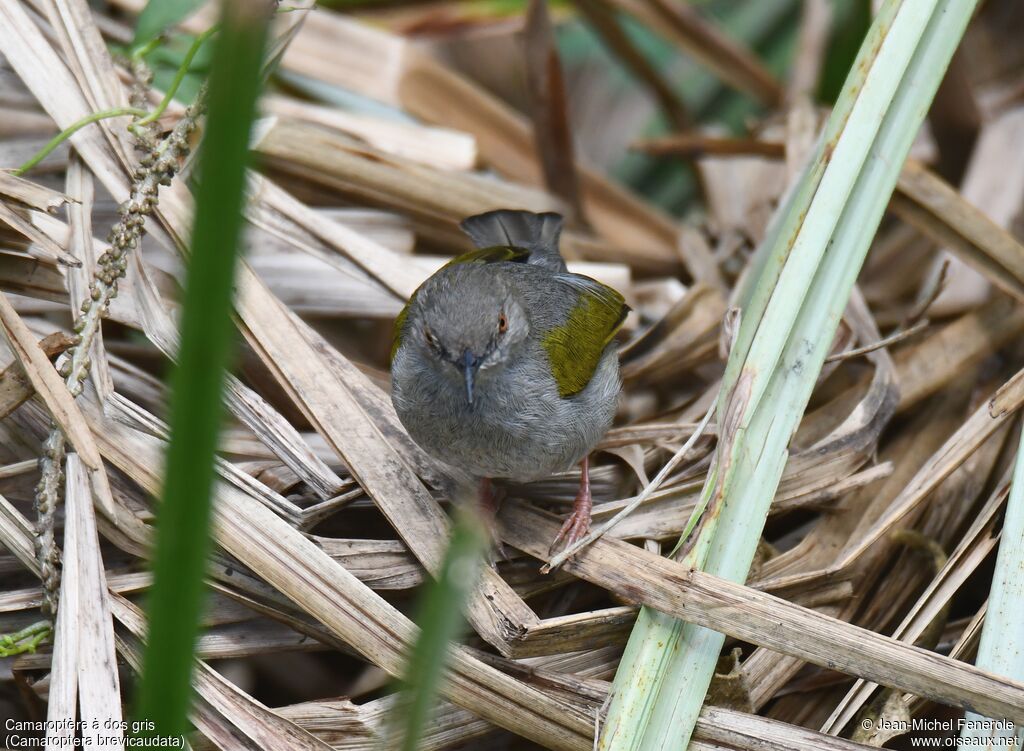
[486,542,513,568]
[549,505,591,555]
[549,457,593,556]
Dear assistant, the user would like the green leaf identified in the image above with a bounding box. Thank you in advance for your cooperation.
[390,508,489,751]
[600,0,980,747]
[133,1,270,739]
[960,426,1024,748]
[132,0,205,52]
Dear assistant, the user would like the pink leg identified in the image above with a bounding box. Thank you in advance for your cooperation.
[550,457,592,553]
[478,477,510,563]
[479,477,499,519]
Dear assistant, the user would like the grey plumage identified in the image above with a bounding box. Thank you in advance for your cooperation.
[390,211,623,483]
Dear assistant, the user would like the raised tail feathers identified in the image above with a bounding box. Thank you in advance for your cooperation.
[459,210,566,271]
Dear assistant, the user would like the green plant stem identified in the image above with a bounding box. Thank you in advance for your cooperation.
[14,25,216,176]
[131,35,163,61]
[959,429,1024,750]
[393,505,489,751]
[133,0,269,739]
[0,620,52,656]
[14,107,147,175]
[134,26,218,129]
[599,0,978,748]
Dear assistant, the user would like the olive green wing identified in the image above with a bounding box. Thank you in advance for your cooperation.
[390,300,414,365]
[390,245,532,364]
[441,245,532,268]
[542,275,630,398]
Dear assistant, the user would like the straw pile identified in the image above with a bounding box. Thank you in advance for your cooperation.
[2,1,1024,749]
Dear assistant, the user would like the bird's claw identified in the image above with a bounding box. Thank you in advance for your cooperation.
[549,507,591,556]
[486,542,513,568]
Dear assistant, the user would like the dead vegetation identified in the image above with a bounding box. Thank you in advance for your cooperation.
[1,1,1024,749]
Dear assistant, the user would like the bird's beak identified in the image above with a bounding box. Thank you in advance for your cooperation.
[461,349,481,405]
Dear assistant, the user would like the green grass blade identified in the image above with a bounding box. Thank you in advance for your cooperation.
[133,1,270,739]
[600,0,978,748]
[959,429,1024,750]
[390,507,490,751]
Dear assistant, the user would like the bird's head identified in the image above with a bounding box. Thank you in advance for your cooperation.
[405,265,530,405]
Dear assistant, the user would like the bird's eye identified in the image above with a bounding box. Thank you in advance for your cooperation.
[498,313,508,334]
[423,326,438,348]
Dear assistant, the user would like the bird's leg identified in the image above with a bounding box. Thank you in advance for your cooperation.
[479,477,500,520]
[550,456,592,554]
[478,477,510,564]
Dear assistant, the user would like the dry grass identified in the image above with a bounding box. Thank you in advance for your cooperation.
[1,1,1024,749]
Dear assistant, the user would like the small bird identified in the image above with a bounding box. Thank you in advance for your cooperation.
[390,209,628,553]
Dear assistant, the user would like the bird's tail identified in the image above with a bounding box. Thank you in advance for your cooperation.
[459,210,566,271]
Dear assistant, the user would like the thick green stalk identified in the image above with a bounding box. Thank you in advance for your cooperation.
[600,1,978,748]
[959,429,1024,751]
[133,0,270,739]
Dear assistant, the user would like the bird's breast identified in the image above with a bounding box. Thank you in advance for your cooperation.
[391,346,619,481]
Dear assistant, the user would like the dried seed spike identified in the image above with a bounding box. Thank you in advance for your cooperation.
[30,82,206,630]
